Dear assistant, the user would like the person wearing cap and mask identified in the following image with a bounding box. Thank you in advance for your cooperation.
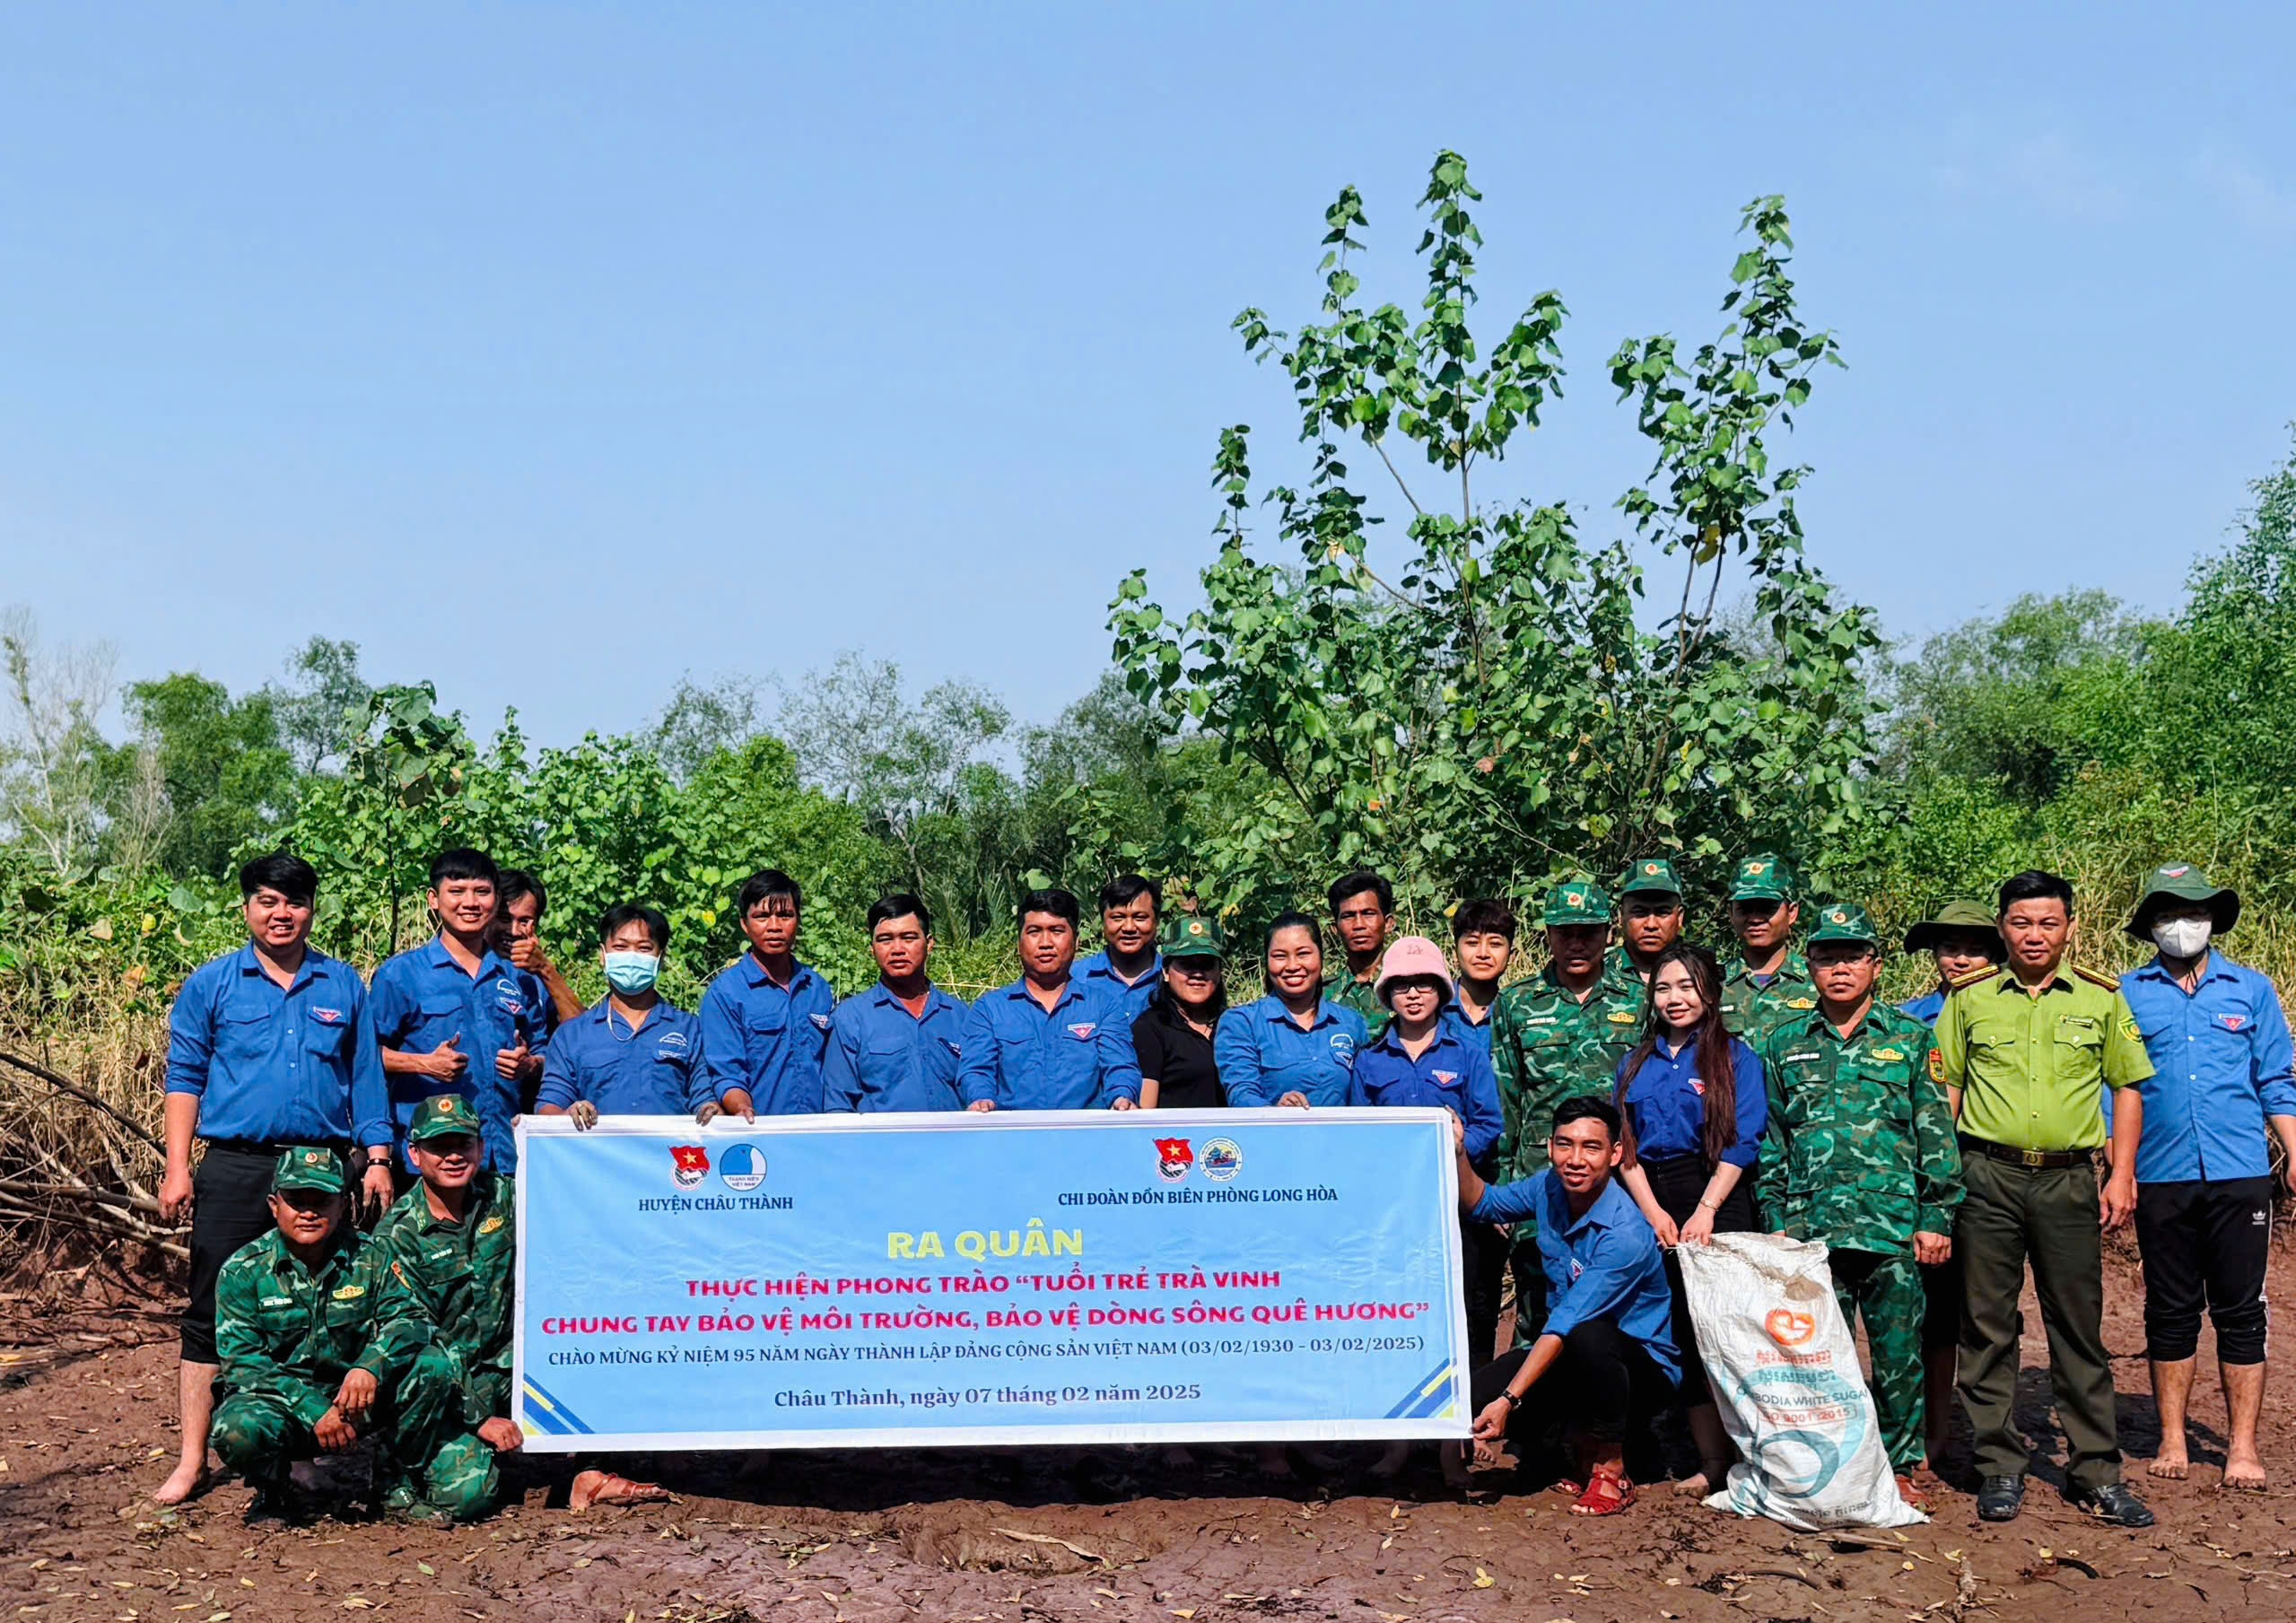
[1608,859,1687,997]
[2117,863,2296,1491]
[534,904,708,1128]
[1717,855,1817,1041]
[1102,912,1231,1110]
[209,1147,393,1520]
[1754,904,1962,1506]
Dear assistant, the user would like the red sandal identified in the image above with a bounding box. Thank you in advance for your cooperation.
[1570,1470,1637,1516]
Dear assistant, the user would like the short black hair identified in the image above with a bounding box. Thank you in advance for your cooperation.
[1018,887,1081,928]
[430,848,499,887]
[1263,909,1322,955]
[1099,875,1162,913]
[1452,897,1517,941]
[598,903,669,950]
[1328,870,1394,914]
[498,868,546,913]
[868,893,933,934]
[1550,1095,1621,1140]
[240,851,318,905]
[1997,870,2075,914]
[736,868,803,917]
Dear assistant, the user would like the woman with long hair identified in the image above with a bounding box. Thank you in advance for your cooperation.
[1612,942,1768,1496]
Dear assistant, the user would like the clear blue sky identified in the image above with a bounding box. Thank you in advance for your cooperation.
[3,4,2291,746]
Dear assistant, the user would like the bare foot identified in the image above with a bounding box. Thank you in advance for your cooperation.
[1673,1470,1713,1496]
[152,1461,209,1505]
[2145,1448,2189,1480]
[1254,1444,1293,1477]
[1367,1441,1412,1479]
[2222,1453,2268,1492]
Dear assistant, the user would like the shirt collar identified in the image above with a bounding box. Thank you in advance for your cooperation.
[1368,1025,1461,1059]
[1003,975,1086,1010]
[425,934,511,982]
[1260,995,1337,1029]
[2134,952,2236,986]
[1084,951,1161,988]
[742,955,817,993]
[236,938,331,994]
[869,982,956,1014]
[1549,1172,1630,1239]
[1993,969,2074,996]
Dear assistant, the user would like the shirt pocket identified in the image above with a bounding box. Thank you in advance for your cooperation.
[416,994,466,1036]
[2054,1015,2104,1072]
[215,1010,273,1066]
[305,1015,351,1060]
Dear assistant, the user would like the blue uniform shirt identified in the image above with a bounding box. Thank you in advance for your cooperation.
[696,955,835,1115]
[370,937,553,1174]
[1214,996,1369,1108]
[824,983,969,1113]
[1616,1034,1768,1167]
[1898,989,1946,1026]
[2120,953,2296,1183]
[959,975,1120,1109]
[534,999,708,1116]
[1470,1168,1680,1385]
[1442,999,1495,1057]
[165,942,390,1148]
[1078,950,1162,1027]
[1352,1025,1505,1171]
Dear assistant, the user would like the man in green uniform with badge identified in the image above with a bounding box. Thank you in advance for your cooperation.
[1324,870,1396,1036]
[1489,878,1645,1343]
[374,1095,519,1521]
[1755,903,1960,1503]
[1719,854,1817,1039]
[209,1147,392,1520]
[1937,870,2153,1527]
[1609,858,1686,997]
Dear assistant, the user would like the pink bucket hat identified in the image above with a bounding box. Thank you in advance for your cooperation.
[1375,936,1455,1009]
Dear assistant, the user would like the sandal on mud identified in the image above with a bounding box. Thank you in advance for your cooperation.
[1570,1470,1637,1516]
[570,1469,672,1510]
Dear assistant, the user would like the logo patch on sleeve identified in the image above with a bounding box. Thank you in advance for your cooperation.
[809,1012,833,1032]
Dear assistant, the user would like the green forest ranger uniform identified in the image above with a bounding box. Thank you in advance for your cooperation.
[1936,956,2152,1497]
[210,1148,392,1500]
[1718,855,1818,1040]
[1489,879,1644,1344]
[375,1095,519,1521]
[1605,857,1683,999]
[1754,904,1963,1470]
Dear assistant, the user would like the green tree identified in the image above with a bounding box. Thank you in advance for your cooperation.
[266,636,373,775]
[114,673,297,879]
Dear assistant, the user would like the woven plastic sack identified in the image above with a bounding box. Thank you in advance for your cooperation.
[1675,1231,1925,1530]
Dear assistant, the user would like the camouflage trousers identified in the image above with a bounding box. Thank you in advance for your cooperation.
[211,1384,376,1487]
[1826,1248,1926,1470]
[387,1344,504,1521]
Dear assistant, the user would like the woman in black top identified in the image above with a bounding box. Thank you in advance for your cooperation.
[1115,913,1228,1108]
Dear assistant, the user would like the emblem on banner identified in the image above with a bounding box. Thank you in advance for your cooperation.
[669,1145,710,1190]
[1154,1138,1193,1183]
[719,1143,767,1191]
[1200,1138,1242,1181]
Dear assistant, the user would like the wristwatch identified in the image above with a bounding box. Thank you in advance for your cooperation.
[1502,1389,1523,1410]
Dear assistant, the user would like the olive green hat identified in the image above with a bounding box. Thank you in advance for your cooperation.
[2124,862,2239,940]
[271,1145,349,1195]
[1617,857,1682,901]
[1904,898,2005,958]
[1728,854,1794,903]
[408,1093,484,1145]
[1541,878,1612,927]
[1157,912,1226,960]
[1805,901,1881,948]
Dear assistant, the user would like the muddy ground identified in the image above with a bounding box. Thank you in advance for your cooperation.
[5,1247,2292,1623]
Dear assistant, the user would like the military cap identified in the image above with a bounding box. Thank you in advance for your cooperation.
[1728,854,1794,903]
[2124,861,2240,939]
[1903,897,2004,957]
[1617,857,1682,900]
[1541,878,1613,927]
[1158,912,1226,960]
[1805,901,1881,947]
[272,1145,349,1195]
[408,1093,485,1145]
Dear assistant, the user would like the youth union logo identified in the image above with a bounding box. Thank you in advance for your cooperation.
[668,1144,710,1190]
[1154,1138,1193,1183]
[718,1143,768,1192]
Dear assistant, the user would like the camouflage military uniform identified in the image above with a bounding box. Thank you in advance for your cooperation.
[1719,950,1818,1043]
[1755,927,1963,1470]
[376,1150,518,1520]
[1323,970,1388,1041]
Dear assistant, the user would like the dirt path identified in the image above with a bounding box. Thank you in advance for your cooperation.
[5,1249,2292,1623]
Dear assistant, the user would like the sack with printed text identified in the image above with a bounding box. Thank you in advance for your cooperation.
[1676,1232,1924,1530]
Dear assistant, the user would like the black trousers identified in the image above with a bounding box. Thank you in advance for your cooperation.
[182,1142,293,1363]
[1461,1216,1508,1364]
[2135,1176,2273,1365]
[1471,1320,1673,1453]
[1919,1249,1963,1355]
[1640,1152,1757,1403]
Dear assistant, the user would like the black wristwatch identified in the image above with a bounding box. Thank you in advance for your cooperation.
[1502,1389,1523,1410]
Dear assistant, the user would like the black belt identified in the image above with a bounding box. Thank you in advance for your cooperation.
[206,1138,349,1159]
[1958,1135,2092,1170]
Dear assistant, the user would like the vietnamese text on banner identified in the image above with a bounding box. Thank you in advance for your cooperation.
[511,1108,1468,1450]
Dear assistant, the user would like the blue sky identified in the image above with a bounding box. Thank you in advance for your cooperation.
[3,4,2291,746]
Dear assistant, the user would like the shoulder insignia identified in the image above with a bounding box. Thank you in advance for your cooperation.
[1945,964,2001,990]
[1927,1050,1946,1084]
[2118,1015,2142,1043]
[330,1284,365,1301]
[2073,964,2120,990]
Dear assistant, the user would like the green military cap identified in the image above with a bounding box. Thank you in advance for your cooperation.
[1804,901,1881,947]
[408,1093,484,1144]
[2124,861,2240,940]
[1617,856,1682,900]
[1727,853,1794,903]
[1903,898,2003,956]
[1541,877,1613,927]
[1158,912,1226,959]
[272,1145,349,1195]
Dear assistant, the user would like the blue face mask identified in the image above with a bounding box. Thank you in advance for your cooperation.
[603,951,660,995]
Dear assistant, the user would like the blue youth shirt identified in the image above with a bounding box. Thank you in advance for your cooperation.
[534,999,708,1116]
[1442,999,1495,1057]
[369,937,554,1174]
[1470,1168,1680,1385]
[1352,1024,1505,1171]
[1213,996,1369,1108]
[696,955,835,1115]
[824,983,969,1113]
[165,942,390,1149]
[1077,950,1162,1027]
[1898,989,1946,1027]
[2120,953,2296,1183]
[958,975,1119,1109]
[1615,1033,1768,1167]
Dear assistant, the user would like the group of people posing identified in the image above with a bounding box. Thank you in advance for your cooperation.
[152,846,2293,1531]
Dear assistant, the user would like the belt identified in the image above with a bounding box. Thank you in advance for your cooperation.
[206,1138,350,1159]
[1958,1135,2092,1171]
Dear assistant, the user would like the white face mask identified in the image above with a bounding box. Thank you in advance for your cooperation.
[2152,917,2213,959]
